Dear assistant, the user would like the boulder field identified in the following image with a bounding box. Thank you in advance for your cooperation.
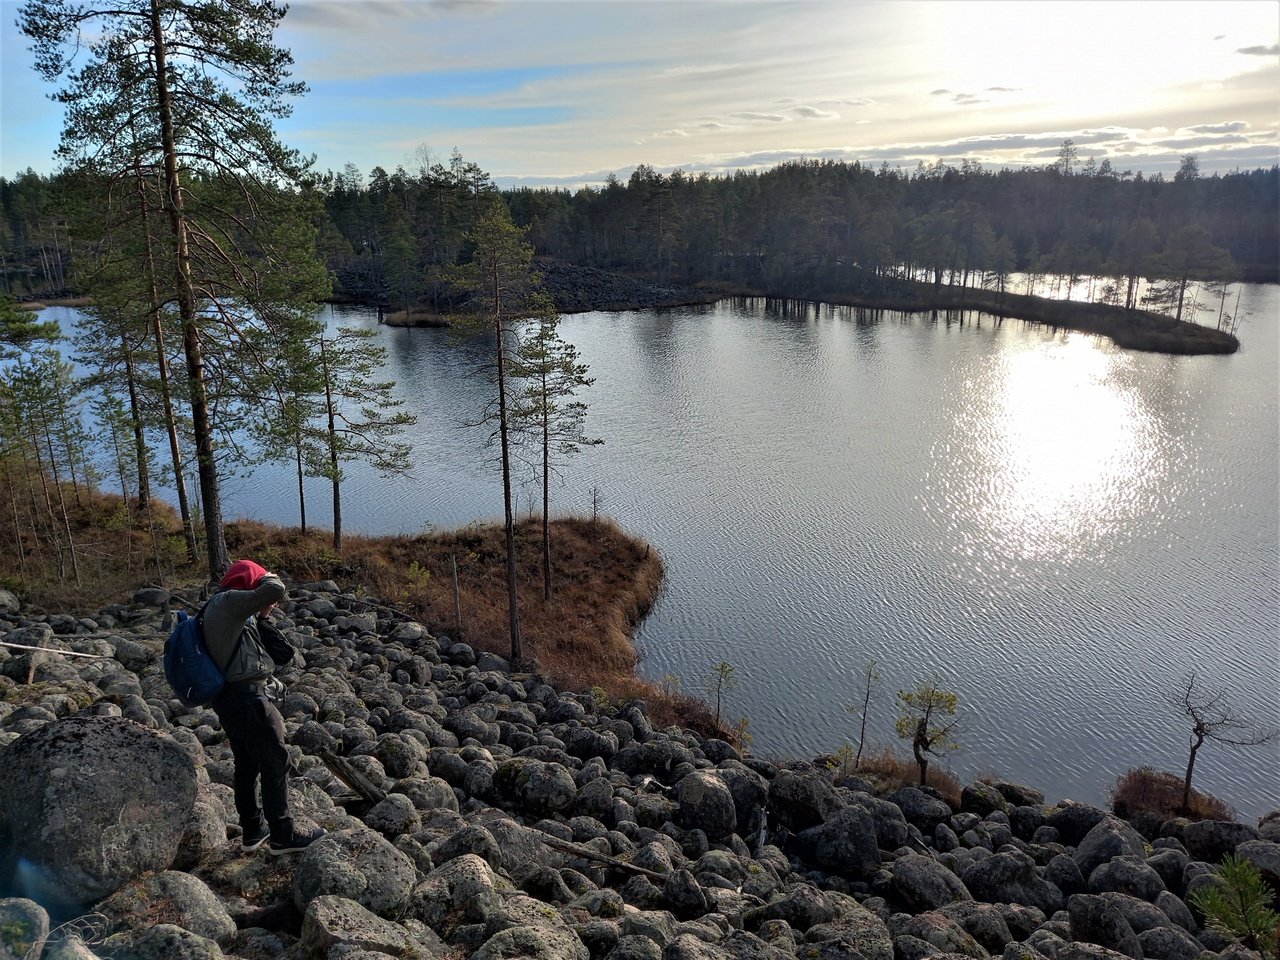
[0,583,1275,960]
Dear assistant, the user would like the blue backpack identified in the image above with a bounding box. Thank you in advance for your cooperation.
[163,606,242,707]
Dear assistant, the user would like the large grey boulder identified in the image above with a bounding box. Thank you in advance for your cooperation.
[745,884,837,932]
[1067,894,1143,959]
[961,782,1009,817]
[848,792,912,850]
[1135,926,1202,960]
[891,787,954,832]
[1236,838,1280,889]
[1074,817,1148,877]
[0,716,197,905]
[1181,821,1260,864]
[474,922,590,960]
[767,769,845,832]
[801,805,881,879]
[802,905,895,960]
[892,911,987,958]
[892,853,974,911]
[98,870,235,944]
[676,771,737,840]
[1045,803,1109,846]
[300,894,442,958]
[292,827,417,918]
[959,849,1064,915]
[1088,857,1166,902]
[936,901,1016,952]
[494,758,578,815]
[716,761,770,829]
[409,853,511,931]
[0,590,19,616]
[1096,892,1177,934]
[1144,849,1189,896]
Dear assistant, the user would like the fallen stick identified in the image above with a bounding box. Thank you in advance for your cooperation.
[535,835,667,881]
[320,750,388,804]
[0,641,111,660]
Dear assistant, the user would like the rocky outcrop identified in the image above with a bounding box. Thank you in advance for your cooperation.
[0,583,1274,960]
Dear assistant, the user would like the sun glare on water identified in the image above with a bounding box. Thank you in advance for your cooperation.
[926,334,1164,575]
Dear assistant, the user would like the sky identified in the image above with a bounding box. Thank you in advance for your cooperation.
[2,0,1278,189]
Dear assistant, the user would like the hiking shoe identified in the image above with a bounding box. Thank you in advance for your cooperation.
[269,827,326,856]
[240,824,270,853]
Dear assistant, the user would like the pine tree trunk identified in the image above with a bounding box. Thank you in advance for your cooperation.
[294,432,307,533]
[150,0,228,579]
[136,158,195,560]
[494,290,521,662]
[542,394,551,602]
[120,332,150,509]
[321,340,342,552]
[1181,738,1202,814]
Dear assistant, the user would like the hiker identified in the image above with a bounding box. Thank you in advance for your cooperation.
[205,558,324,855]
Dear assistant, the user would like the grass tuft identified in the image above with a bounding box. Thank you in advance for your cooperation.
[855,745,963,807]
[1110,766,1235,823]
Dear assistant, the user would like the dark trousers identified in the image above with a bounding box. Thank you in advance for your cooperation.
[211,688,293,841]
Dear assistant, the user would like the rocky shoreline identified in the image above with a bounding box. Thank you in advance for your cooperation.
[0,582,1276,960]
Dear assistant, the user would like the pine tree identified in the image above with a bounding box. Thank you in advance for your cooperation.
[20,0,326,578]
[448,201,544,661]
[511,312,601,600]
[896,676,961,786]
[313,326,414,552]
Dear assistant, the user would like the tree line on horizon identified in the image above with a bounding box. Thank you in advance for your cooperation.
[4,147,1277,323]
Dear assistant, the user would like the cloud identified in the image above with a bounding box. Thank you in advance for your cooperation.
[1237,44,1279,56]
[953,93,988,105]
[1156,133,1253,149]
[824,98,876,106]
[985,86,1020,93]
[731,112,789,123]
[792,106,839,119]
[1181,121,1249,134]
[929,89,951,96]
[655,129,689,138]
[698,121,730,131]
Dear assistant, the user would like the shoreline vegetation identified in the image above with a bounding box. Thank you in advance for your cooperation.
[0,479,1255,819]
[22,262,1241,355]
[367,261,1240,356]
[0,478,721,737]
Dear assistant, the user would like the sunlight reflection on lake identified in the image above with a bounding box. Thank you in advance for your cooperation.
[46,287,1280,816]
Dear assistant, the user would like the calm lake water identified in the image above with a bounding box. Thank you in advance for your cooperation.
[49,287,1280,816]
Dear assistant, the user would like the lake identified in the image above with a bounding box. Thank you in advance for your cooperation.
[47,287,1280,817]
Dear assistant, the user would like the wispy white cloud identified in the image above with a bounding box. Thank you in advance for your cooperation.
[792,106,839,119]
[1181,121,1250,134]
[3,0,1277,181]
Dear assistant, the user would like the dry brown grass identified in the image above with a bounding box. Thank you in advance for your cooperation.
[1,468,729,740]
[226,515,727,737]
[0,475,195,612]
[1110,766,1235,823]
[855,745,963,807]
